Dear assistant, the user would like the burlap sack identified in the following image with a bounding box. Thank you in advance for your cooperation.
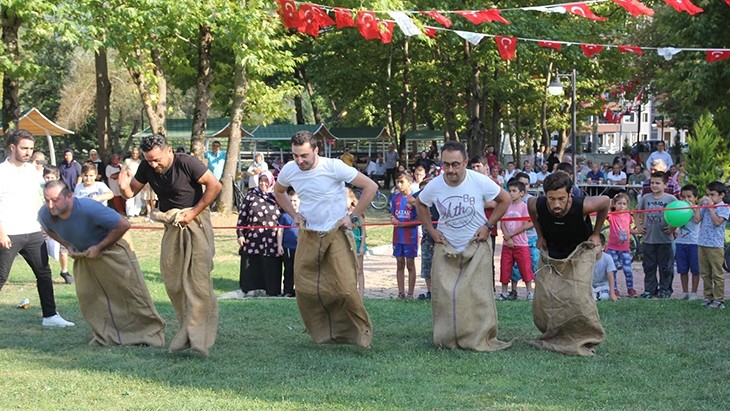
[528,241,605,356]
[432,239,512,352]
[295,227,372,348]
[72,237,165,347]
[151,208,219,356]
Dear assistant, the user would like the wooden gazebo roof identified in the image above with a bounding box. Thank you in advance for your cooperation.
[0,107,74,136]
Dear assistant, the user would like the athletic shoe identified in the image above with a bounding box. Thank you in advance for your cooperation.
[527,292,534,301]
[613,289,620,298]
[688,293,699,301]
[507,290,518,300]
[701,298,713,306]
[640,291,653,299]
[627,289,638,297]
[707,301,726,309]
[656,291,671,299]
[42,314,75,328]
[417,291,431,300]
[677,292,689,300]
[497,293,511,301]
[59,271,73,285]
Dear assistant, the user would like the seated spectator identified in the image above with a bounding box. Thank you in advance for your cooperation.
[414,150,434,172]
[535,163,551,186]
[522,161,538,186]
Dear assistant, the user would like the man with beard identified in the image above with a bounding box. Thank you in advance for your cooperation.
[118,134,221,356]
[0,129,75,327]
[39,180,165,346]
[273,130,377,348]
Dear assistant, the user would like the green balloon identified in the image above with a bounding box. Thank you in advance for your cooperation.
[664,200,693,227]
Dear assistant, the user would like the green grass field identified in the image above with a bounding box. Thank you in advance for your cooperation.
[1,224,729,410]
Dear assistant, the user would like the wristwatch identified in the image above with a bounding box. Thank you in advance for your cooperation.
[350,215,361,226]
[484,221,495,231]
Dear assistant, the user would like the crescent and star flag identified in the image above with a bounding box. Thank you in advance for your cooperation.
[380,21,395,44]
[455,10,510,25]
[610,0,655,17]
[334,7,355,28]
[580,44,604,58]
[420,10,452,28]
[706,50,730,63]
[356,11,381,40]
[566,3,607,21]
[538,41,562,51]
[662,0,703,15]
[618,45,644,55]
[276,0,300,29]
[495,36,518,60]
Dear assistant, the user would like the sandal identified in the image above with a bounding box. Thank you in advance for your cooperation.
[397,293,406,299]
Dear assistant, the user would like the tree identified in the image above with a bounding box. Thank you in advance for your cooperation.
[685,113,725,189]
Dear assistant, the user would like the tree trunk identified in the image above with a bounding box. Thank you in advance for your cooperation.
[191,24,213,160]
[385,44,397,147]
[399,38,411,160]
[435,45,456,140]
[218,61,248,213]
[1,9,21,132]
[490,68,500,152]
[297,67,320,123]
[150,46,167,137]
[541,63,554,147]
[95,48,112,160]
[294,94,305,124]
[465,42,483,157]
[127,45,167,137]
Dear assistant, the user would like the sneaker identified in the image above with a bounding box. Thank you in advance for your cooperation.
[678,292,689,300]
[701,298,713,306]
[707,301,726,309]
[527,292,534,301]
[42,314,75,327]
[640,291,653,299]
[688,293,699,301]
[497,293,510,301]
[417,291,432,300]
[60,271,73,284]
[656,291,671,299]
[613,289,620,298]
[627,289,637,298]
[507,290,518,301]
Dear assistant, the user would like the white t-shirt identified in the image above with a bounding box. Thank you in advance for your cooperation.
[106,163,122,195]
[418,169,502,252]
[606,171,626,184]
[74,181,112,206]
[0,160,43,235]
[277,156,358,231]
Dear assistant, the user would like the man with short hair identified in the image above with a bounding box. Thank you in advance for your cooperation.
[39,180,165,346]
[274,130,377,348]
[59,148,82,192]
[118,134,221,356]
[0,129,75,327]
[204,140,226,181]
[645,140,673,171]
[384,144,399,189]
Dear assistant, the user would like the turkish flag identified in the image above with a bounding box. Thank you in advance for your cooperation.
[495,36,517,61]
[566,3,607,21]
[309,4,334,28]
[580,44,604,58]
[618,45,644,55]
[334,7,355,29]
[356,11,381,41]
[706,50,730,63]
[297,5,322,37]
[276,0,300,29]
[610,0,654,17]
[538,41,562,51]
[455,10,510,25]
[420,10,451,28]
[662,0,703,15]
[424,27,438,38]
[380,21,395,44]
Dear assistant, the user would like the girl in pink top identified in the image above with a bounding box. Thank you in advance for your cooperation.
[606,193,638,297]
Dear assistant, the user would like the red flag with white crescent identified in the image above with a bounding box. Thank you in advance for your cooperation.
[276,0,300,29]
[662,0,703,15]
[380,21,395,44]
[420,10,451,28]
[495,36,517,61]
[356,11,381,41]
[424,27,438,38]
[334,7,355,29]
[538,41,562,51]
[455,10,510,25]
[297,5,322,37]
[566,3,607,21]
[610,0,654,17]
[706,50,730,63]
[618,45,644,55]
[580,44,604,58]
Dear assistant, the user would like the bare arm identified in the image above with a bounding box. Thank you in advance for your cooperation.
[584,195,611,246]
[527,197,546,251]
[179,170,222,225]
[118,169,145,199]
[273,182,304,227]
[415,197,443,243]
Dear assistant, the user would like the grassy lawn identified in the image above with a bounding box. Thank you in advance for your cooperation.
[1,223,729,410]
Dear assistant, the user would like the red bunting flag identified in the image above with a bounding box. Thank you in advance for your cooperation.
[610,0,654,17]
[662,0,703,15]
[380,21,395,44]
[495,36,518,61]
[566,3,607,21]
[276,0,300,29]
[580,44,604,58]
[356,11,381,41]
[297,5,321,36]
[310,4,335,28]
[538,41,562,51]
[618,45,644,55]
[603,107,623,124]
[420,10,451,28]
[726,0,730,6]
[424,27,438,38]
[334,7,355,29]
[706,50,730,63]
[455,10,510,25]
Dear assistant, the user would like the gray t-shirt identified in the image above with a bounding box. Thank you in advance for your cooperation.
[593,252,616,289]
[638,193,676,244]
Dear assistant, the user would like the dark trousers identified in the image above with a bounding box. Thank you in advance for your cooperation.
[282,248,296,295]
[0,231,57,317]
[240,254,283,296]
[385,167,397,189]
[642,242,674,295]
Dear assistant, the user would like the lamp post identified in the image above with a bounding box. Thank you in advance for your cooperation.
[547,68,577,177]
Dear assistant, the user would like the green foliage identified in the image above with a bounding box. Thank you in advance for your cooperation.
[685,113,724,188]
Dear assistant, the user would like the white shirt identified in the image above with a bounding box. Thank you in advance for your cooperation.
[645,150,673,171]
[74,181,112,207]
[0,160,43,235]
[247,161,268,188]
[606,171,627,184]
[418,169,502,252]
[536,171,551,183]
[504,169,519,182]
[364,161,379,176]
[277,156,358,231]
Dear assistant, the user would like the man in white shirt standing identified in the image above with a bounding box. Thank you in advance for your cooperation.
[645,140,673,171]
[0,129,75,327]
[274,131,377,348]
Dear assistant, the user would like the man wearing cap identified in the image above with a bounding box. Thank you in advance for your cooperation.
[59,148,82,192]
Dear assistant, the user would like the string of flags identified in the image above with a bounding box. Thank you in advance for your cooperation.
[277,0,730,63]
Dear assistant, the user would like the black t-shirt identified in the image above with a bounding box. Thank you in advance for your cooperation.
[135,153,207,212]
[536,195,592,259]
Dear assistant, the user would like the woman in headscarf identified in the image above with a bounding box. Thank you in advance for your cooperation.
[236,171,282,296]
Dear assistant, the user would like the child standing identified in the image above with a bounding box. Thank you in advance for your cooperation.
[676,184,701,300]
[277,188,299,297]
[697,181,730,309]
[505,173,540,300]
[498,180,535,301]
[410,179,437,300]
[346,188,367,297]
[606,192,638,297]
[391,172,419,299]
[636,171,676,299]
[593,234,618,301]
[74,163,114,206]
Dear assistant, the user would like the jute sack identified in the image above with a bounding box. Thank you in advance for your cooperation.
[295,227,372,348]
[152,208,219,356]
[72,236,165,347]
[431,239,512,352]
[528,241,605,356]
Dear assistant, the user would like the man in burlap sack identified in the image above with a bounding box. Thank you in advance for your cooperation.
[39,180,165,347]
[414,141,512,352]
[527,171,610,356]
[273,131,377,348]
[118,134,221,356]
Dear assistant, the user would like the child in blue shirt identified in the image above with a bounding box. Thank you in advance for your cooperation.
[391,172,419,299]
[277,188,299,297]
[697,181,730,309]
